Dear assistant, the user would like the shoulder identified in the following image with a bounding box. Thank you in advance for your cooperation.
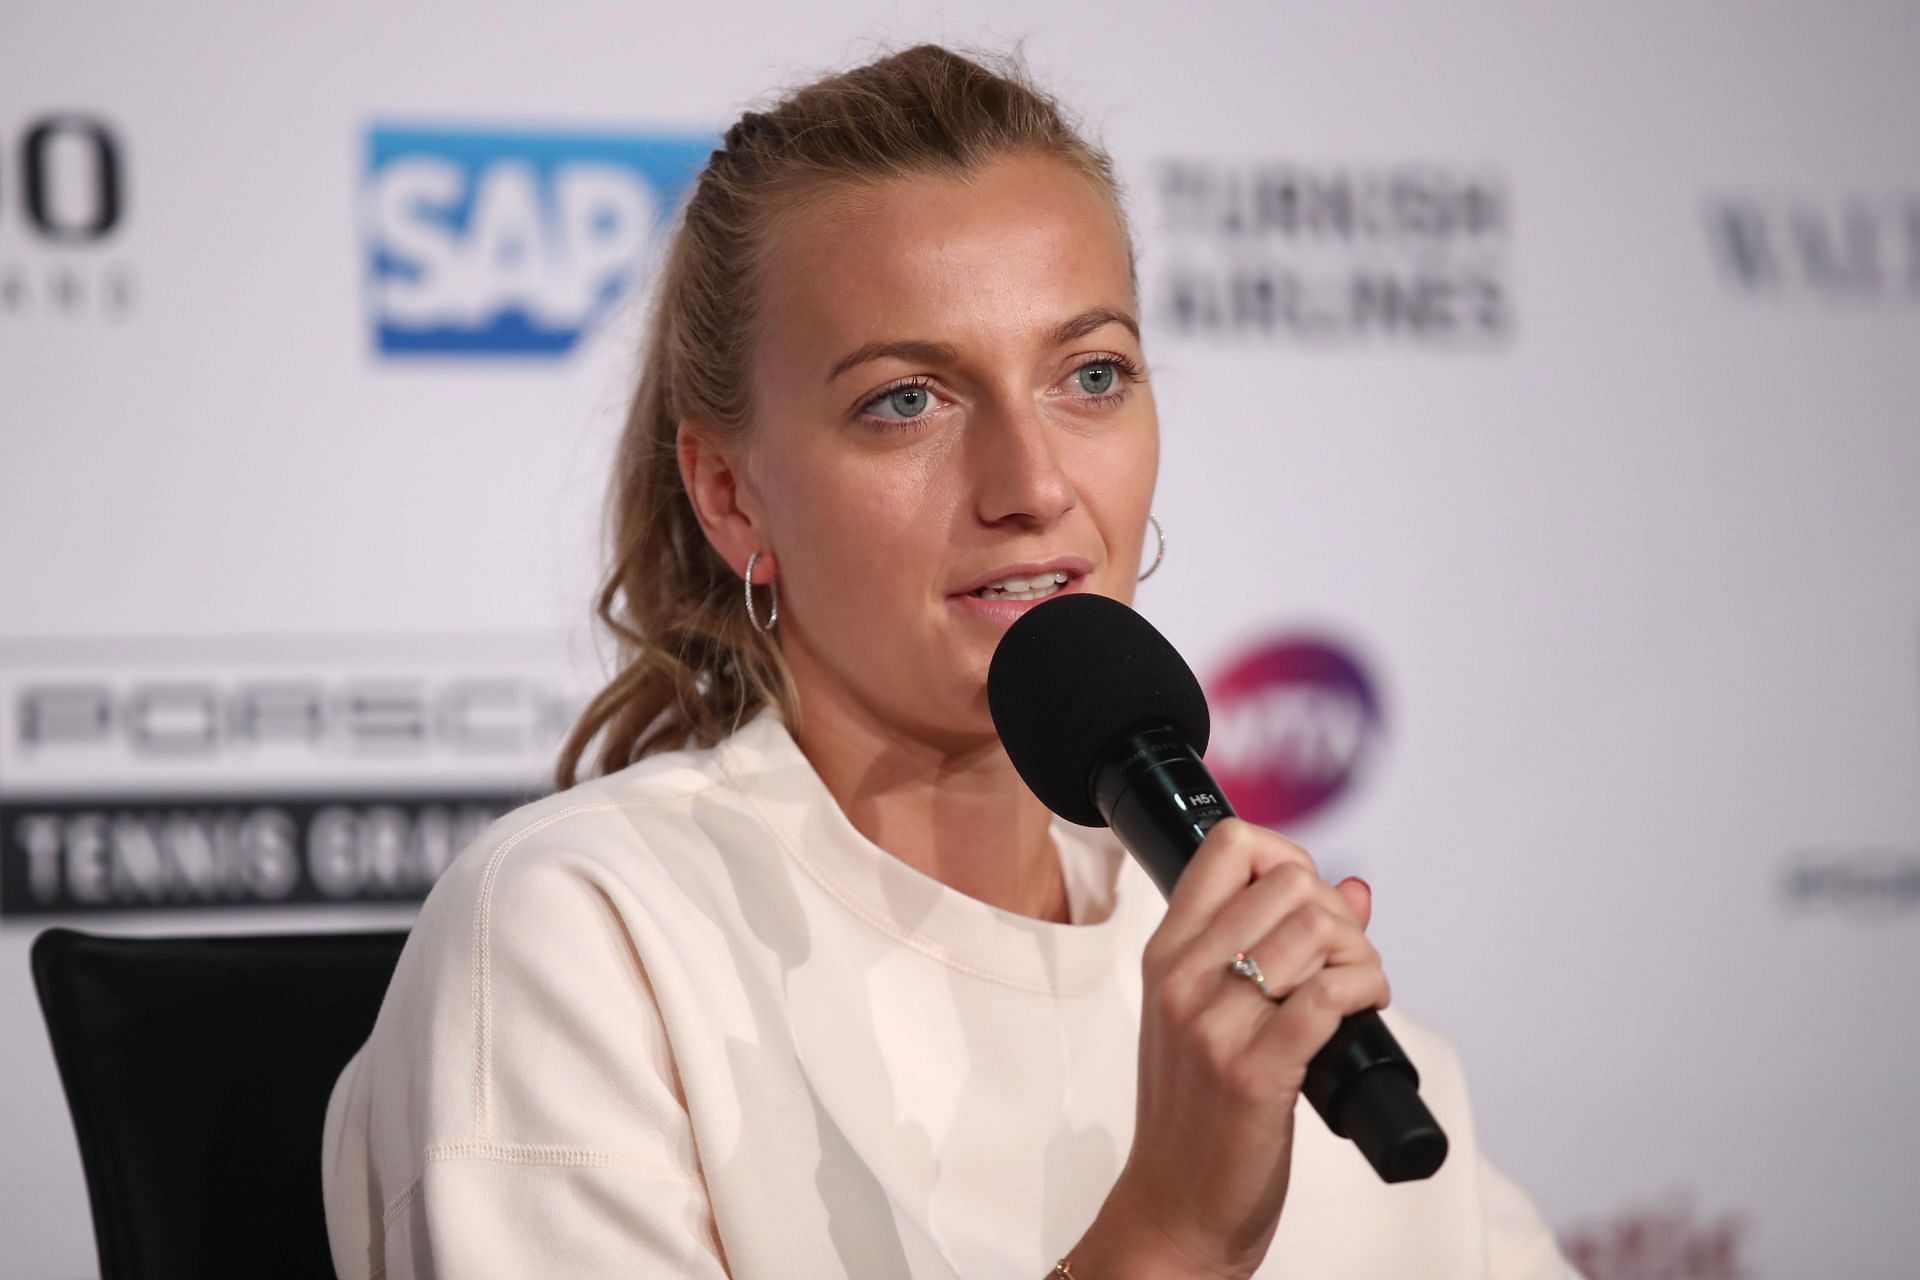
[349,735,750,1122]
[417,731,744,938]
[467,735,731,871]
[330,734,760,1172]
[419,728,753,942]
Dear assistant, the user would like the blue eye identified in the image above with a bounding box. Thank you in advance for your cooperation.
[1075,362,1118,395]
[881,386,930,418]
[862,378,938,423]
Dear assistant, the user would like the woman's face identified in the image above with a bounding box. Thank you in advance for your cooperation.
[702,150,1158,746]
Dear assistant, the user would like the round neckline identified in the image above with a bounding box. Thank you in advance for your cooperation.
[713,707,1139,996]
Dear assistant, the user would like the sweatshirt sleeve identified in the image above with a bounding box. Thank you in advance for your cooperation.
[336,836,732,1279]
[1479,1150,1582,1279]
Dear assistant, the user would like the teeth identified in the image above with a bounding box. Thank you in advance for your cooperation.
[973,571,1070,600]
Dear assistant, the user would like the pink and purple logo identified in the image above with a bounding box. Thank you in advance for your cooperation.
[1204,636,1382,827]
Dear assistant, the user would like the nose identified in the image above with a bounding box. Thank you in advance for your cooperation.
[969,394,1076,529]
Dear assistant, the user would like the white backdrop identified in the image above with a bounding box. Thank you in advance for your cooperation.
[3,4,1917,1277]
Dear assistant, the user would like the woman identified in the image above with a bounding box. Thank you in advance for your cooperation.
[322,43,1575,1279]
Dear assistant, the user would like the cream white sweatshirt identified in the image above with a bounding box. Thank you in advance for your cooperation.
[321,707,1576,1278]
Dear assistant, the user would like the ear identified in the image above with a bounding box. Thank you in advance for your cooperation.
[677,420,774,582]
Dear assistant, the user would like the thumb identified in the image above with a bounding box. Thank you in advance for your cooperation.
[1336,875,1372,930]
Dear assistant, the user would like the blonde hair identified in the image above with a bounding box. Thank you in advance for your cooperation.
[555,41,1138,788]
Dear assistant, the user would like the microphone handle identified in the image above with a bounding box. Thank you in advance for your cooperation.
[1091,726,1450,1184]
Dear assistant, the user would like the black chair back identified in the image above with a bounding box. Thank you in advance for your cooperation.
[30,926,408,1280]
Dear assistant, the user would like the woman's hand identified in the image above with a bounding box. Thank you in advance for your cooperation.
[1064,818,1387,1280]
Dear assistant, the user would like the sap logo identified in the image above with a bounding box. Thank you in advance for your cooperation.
[1205,635,1382,827]
[362,125,713,357]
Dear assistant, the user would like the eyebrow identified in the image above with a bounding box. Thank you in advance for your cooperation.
[824,306,1141,385]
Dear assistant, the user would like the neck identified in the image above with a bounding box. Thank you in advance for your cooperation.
[783,669,1070,925]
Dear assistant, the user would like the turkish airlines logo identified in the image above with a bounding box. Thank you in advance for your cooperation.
[1204,636,1381,827]
[1154,160,1512,345]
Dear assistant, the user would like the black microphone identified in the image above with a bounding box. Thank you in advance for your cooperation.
[987,592,1448,1184]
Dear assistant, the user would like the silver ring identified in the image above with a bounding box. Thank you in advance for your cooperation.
[1229,951,1272,998]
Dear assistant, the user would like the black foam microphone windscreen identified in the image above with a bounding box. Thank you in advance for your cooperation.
[985,592,1211,827]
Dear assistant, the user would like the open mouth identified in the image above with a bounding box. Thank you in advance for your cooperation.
[969,570,1074,603]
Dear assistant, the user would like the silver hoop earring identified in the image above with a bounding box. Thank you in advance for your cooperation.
[1137,514,1166,582]
[743,550,779,633]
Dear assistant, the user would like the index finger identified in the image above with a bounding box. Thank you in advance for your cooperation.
[1157,818,1320,953]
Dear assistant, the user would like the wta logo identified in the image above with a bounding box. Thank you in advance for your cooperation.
[1204,636,1382,827]
[361,124,713,357]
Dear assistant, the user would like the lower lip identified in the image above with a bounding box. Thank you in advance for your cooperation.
[947,574,1088,624]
